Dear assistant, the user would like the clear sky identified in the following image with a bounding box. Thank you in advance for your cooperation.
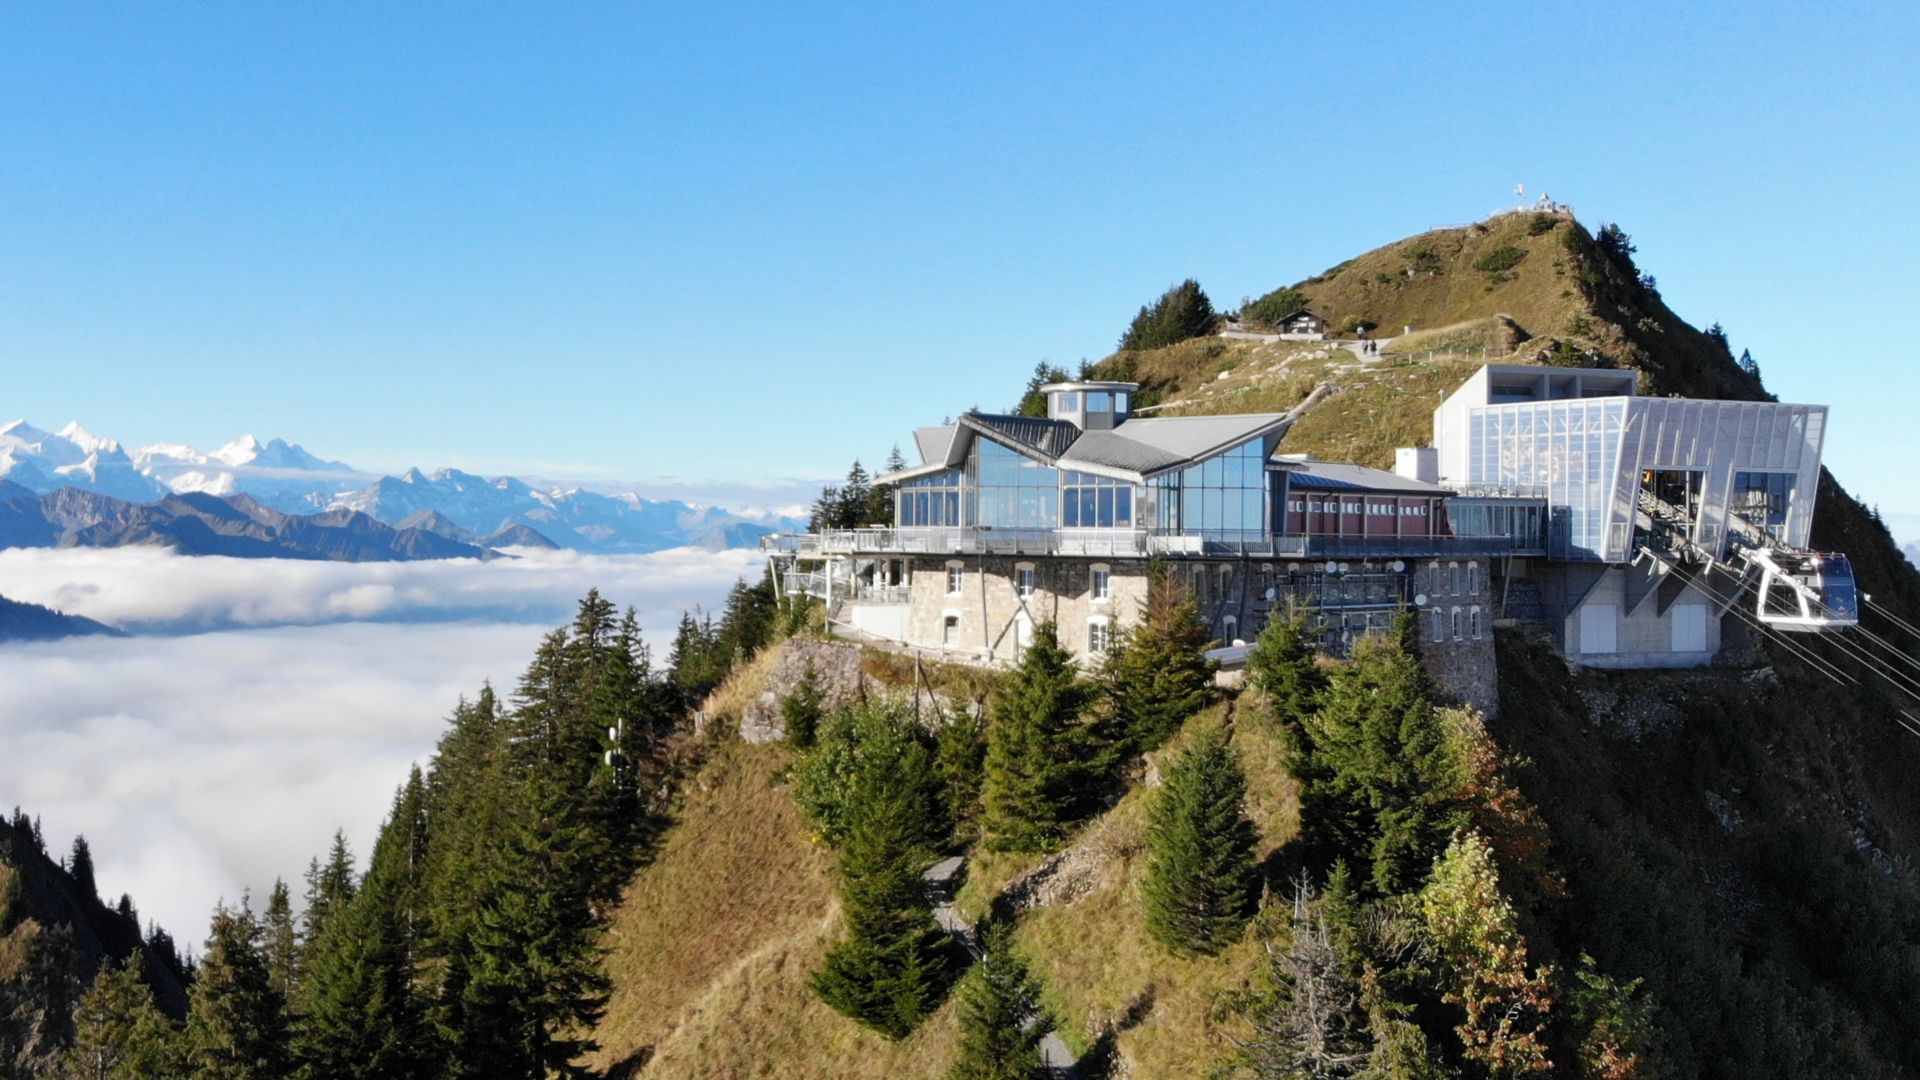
[3,4,1917,517]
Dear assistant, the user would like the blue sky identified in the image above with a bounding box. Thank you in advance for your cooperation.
[3,4,1917,518]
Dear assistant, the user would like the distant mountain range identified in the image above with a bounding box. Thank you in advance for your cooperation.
[0,591,116,643]
[0,420,798,554]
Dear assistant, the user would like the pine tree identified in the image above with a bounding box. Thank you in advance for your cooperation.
[780,661,827,749]
[811,721,954,1039]
[1141,725,1260,955]
[55,953,180,1080]
[449,769,609,1077]
[1247,608,1325,735]
[261,879,297,1001]
[948,924,1045,1080]
[1119,279,1217,351]
[64,834,98,902]
[300,831,356,976]
[183,900,290,1080]
[982,622,1092,853]
[1015,361,1071,417]
[934,706,990,845]
[1101,561,1215,754]
[1296,618,1465,894]
[295,778,436,1079]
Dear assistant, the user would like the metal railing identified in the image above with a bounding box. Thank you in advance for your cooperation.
[764,527,1513,560]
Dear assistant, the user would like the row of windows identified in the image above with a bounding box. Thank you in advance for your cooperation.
[1062,470,1136,528]
[1286,498,1430,517]
[1419,560,1481,597]
[944,561,1111,601]
[1428,605,1485,642]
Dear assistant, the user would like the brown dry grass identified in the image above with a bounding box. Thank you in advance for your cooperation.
[586,739,958,1078]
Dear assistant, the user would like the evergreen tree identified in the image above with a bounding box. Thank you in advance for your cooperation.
[808,483,844,532]
[295,778,436,1079]
[1234,882,1370,1079]
[1015,362,1071,418]
[934,706,990,845]
[811,719,954,1039]
[1141,725,1260,955]
[66,834,97,902]
[982,622,1092,853]
[840,460,875,526]
[55,953,180,1080]
[1119,279,1217,351]
[793,700,946,851]
[667,610,724,706]
[715,575,778,667]
[948,924,1045,1080]
[1248,608,1325,735]
[1738,348,1761,379]
[300,832,356,976]
[1595,223,1636,268]
[884,444,909,474]
[183,900,290,1080]
[1100,561,1215,754]
[449,770,609,1077]
[780,661,827,749]
[1295,618,1465,894]
[261,879,297,1001]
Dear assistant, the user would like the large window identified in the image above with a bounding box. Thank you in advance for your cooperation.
[967,439,1059,529]
[1732,471,1795,537]
[1088,619,1112,654]
[1151,437,1270,541]
[897,470,963,527]
[1062,470,1136,528]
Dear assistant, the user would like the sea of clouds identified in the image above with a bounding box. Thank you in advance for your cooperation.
[0,545,762,946]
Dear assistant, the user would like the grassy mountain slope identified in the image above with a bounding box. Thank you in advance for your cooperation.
[586,737,959,1078]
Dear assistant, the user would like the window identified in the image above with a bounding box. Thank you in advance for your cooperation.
[967,439,1059,529]
[1430,608,1446,642]
[1469,606,1483,640]
[1218,565,1233,597]
[1450,606,1463,641]
[942,615,960,647]
[1446,562,1460,595]
[1016,564,1036,599]
[1223,615,1239,644]
[1087,391,1111,412]
[946,562,964,595]
[1088,619,1112,654]
[1152,436,1269,541]
[1732,471,1795,537]
[897,470,963,527]
[1090,566,1111,601]
[1056,391,1079,413]
[1466,562,1480,595]
[1062,470,1135,528]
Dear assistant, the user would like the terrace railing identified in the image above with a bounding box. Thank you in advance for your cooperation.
[763,528,1513,560]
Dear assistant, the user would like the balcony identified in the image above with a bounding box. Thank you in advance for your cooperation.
[763,528,1514,560]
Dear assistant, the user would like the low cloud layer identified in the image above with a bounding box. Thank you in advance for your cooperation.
[0,545,765,633]
[0,546,761,947]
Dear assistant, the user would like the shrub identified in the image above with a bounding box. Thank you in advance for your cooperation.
[1527,213,1559,236]
[1243,285,1313,327]
[1472,247,1527,274]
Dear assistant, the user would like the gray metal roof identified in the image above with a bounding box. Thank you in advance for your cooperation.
[1281,457,1450,495]
[961,413,1081,458]
[1106,413,1293,464]
[913,425,955,466]
[1055,431,1188,474]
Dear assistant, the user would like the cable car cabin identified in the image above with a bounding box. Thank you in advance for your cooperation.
[1754,551,1859,631]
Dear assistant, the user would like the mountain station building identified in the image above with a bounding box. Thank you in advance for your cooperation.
[765,366,1845,707]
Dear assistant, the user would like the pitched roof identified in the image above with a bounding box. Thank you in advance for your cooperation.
[1280,457,1450,495]
[1056,431,1188,474]
[913,425,955,466]
[960,413,1081,459]
[1105,413,1293,466]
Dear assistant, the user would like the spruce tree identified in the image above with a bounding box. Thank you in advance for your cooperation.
[55,953,180,1080]
[982,622,1092,853]
[1101,562,1215,754]
[1247,608,1325,734]
[1119,279,1217,351]
[67,834,97,901]
[1141,725,1260,955]
[261,879,297,1001]
[301,831,356,972]
[295,778,436,1079]
[183,900,290,1080]
[934,706,990,845]
[1297,618,1464,894]
[780,661,827,749]
[948,923,1046,1080]
[811,723,954,1039]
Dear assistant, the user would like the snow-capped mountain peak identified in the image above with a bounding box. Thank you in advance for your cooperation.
[56,421,121,456]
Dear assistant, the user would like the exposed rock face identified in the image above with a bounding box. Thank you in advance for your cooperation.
[738,640,868,743]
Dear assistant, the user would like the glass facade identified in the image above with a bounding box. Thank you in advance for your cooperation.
[1062,470,1136,528]
[967,439,1060,529]
[1150,437,1269,542]
[1732,470,1795,538]
[1467,399,1626,560]
[897,470,963,527]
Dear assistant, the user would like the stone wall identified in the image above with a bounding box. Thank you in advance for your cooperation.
[737,638,866,743]
[1408,556,1501,718]
[899,555,1154,664]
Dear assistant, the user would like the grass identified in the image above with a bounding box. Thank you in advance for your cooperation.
[959,700,1302,1076]
[1280,356,1484,469]
[587,737,959,1077]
